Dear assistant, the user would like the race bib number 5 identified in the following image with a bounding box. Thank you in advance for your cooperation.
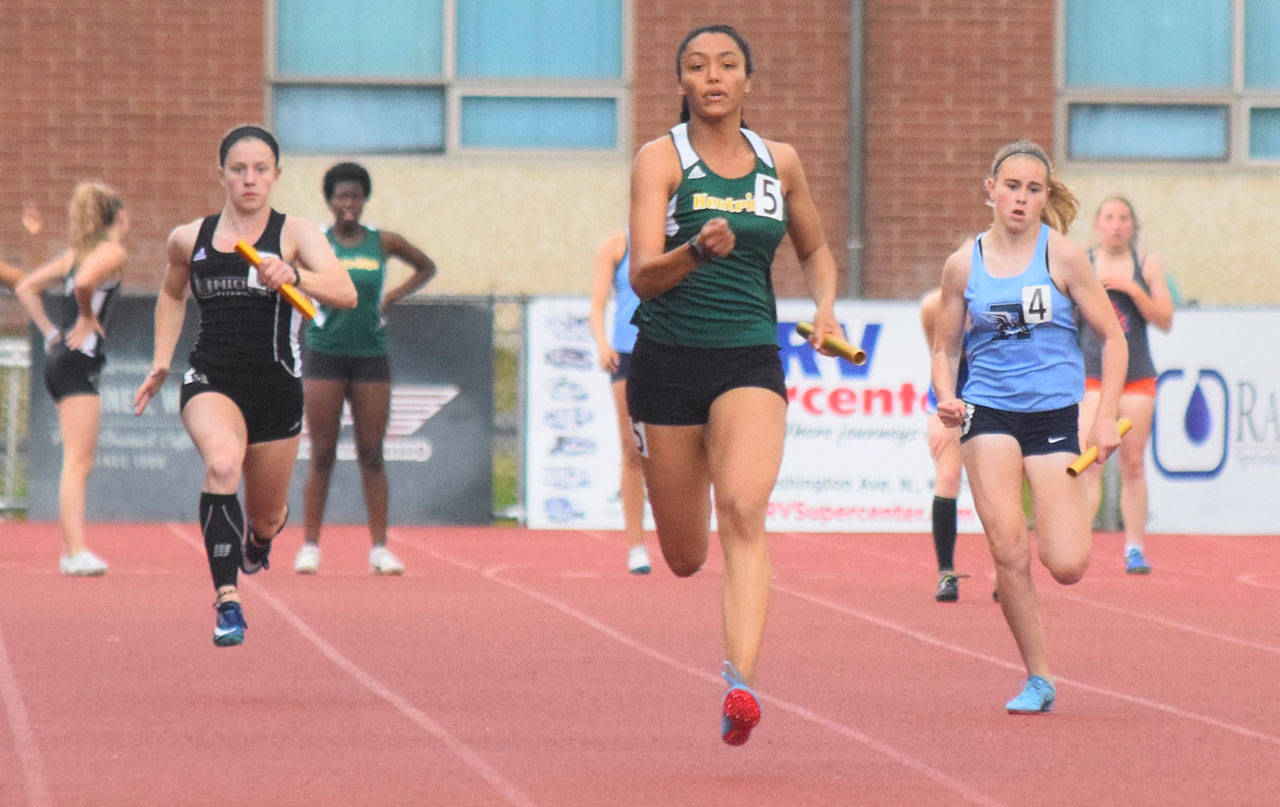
[1022,284,1051,324]
[754,174,783,221]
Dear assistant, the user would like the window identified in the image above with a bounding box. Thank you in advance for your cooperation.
[1062,0,1280,162]
[271,0,626,154]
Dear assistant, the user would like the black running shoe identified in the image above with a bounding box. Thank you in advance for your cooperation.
[241,535,272,574]
[935,572,960,602]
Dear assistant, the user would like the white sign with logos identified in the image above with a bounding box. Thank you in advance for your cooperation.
[1146,309,1280,535]
[524,297,980,533]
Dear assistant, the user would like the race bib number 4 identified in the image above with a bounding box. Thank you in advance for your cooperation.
[1022,284,1051,324]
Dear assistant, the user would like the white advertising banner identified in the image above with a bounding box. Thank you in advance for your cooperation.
[1146,309,1280,535]
[524,297,980,533]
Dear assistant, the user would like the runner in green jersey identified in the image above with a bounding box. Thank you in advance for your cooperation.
[295,162,437,576]
[627,24,843,747]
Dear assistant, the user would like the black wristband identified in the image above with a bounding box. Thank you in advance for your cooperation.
[291,265,301,286]
[687,237,708,263]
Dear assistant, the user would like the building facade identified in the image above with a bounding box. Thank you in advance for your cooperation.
[2,0,1278,328]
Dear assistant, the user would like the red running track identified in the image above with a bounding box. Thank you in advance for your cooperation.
[1,522,1278,806]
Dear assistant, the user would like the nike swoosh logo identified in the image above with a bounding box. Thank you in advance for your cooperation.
[213,625,240,637]
[1048,436,1067,443]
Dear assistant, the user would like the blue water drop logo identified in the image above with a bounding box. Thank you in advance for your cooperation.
[1184,382,1212,445]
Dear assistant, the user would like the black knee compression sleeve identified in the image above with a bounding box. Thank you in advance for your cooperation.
[200,492,244,589]
[931,495,958,572]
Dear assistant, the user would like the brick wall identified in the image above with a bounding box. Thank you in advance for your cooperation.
[862,0,1056,298]
[0,0,265,329]
[633,4,851,298]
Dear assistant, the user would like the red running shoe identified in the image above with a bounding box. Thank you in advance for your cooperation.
[720,661,761,746]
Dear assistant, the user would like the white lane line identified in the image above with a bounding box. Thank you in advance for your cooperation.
[771,581,1280,749]
[166,524,536,807]
[784,532,1280,654]
[394,533,1003,807]
[0,620,51,807]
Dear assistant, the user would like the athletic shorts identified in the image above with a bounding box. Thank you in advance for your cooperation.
[626,336,786,426]
[180,361,303,444]
[609,351,632,384]
[43,346,105,402]
[961,403,1080,457]
[1085,376,1157,397]
[303,349,391,383]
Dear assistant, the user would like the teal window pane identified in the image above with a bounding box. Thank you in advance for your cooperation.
[1246,0,1280,88]
[1068,104,1227,160]
[1249,108,1280,157]
[456,1,622,78]
[274,86,445,152]
[461,97,616,148]
[277,0,443,77]
[1064,1,1230,88]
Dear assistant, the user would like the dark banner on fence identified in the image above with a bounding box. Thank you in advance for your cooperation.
[27,297,492,524]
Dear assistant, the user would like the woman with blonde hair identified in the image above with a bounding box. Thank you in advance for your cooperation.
[931,140,1126,713]
[16,183,129,575]
[1077,196,1173,574]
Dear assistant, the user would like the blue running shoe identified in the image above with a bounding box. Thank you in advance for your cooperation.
[213,601,246,647]
[1005,675,1055,714]
[720,661,761,746]
[1125,547,1151,575]
[241,535,272,574]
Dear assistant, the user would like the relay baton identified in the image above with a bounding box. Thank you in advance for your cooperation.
[796,321,867,366]
[233,240,324,326]
[1066,417,1132,477]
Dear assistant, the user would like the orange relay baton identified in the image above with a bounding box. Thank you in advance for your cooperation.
[1066,417,1132,477]
[796,321,867,366]
[233,240,325,326]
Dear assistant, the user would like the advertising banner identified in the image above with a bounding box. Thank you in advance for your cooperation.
[524,297,980,533]
[1146,309,1280,534]
[27,297,492,524]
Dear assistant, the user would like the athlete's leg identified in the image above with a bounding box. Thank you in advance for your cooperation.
[55,394,100,557]
[302,377,346,546]
[348,378,391,546]
[1075,388,1104,525]
[706,387,786,686]
[638,422,711,577]
[182,393,249,601]
[611,378,646,550]
[964,434,1050,679]
[928,413,962,573]
[1116,392,1155,554]
[242,435,302,542]
[1025,452,1092,586]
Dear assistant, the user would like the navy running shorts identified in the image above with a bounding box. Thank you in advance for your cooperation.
[961,402,1080,456]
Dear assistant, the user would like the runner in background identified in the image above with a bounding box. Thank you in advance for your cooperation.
[588,229,651,575]
[1076,196,1173,574]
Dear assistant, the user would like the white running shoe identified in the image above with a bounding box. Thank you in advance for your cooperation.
[369,545,404,575]
[627,544,651,575]
[293,543,321,574]
[60,549,108,576]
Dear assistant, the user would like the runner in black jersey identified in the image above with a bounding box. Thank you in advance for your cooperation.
[628,25,841,746]
[16,183,127,577]
[133,126,356,647]
[1077,196,1174,575]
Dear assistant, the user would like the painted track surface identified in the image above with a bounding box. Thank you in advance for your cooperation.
[2,522,1278,806]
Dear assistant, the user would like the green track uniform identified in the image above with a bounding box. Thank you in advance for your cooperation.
[307,226,387,357]
[633,123,787,348]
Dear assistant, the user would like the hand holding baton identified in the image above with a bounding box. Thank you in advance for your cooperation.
[1067,417,1132,477]
[796,321,867,366]
[233,240,325,326]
